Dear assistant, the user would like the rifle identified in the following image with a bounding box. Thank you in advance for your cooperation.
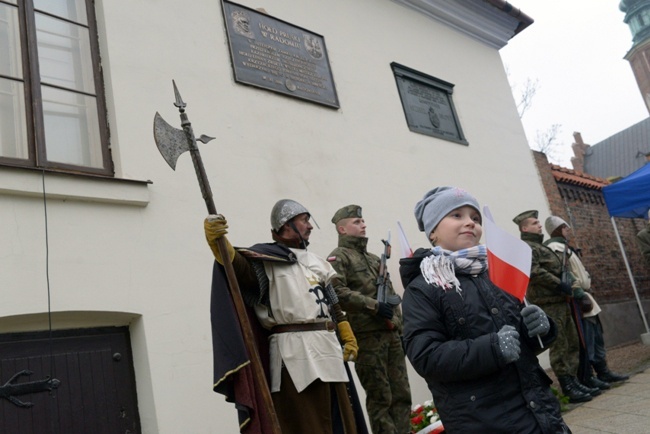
[561,243,590,377]
[376,231,402,329]
[561,244,571,288]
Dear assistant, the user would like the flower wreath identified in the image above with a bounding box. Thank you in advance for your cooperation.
[410,400,444,434]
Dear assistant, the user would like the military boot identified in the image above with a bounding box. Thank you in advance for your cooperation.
[594,361,629,383]
[585,375,611,390]
[558,376,592,403]
[572,377,601,396]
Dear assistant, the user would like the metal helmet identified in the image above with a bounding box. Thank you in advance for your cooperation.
[270,199,310,232]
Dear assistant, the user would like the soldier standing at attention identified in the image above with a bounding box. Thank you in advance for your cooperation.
[328,205,412,434]
[514,210,597,403]
[544,215,628,388]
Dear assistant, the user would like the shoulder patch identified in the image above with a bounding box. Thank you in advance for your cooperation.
[327,256,337,262]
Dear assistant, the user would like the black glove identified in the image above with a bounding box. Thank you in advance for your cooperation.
[556,281,573,296]
[376,302,394,320]
[572,287,586,299]
[580,297,594,313]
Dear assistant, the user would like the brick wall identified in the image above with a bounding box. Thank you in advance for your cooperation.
[534,151,650,303]
[534,151,650,344]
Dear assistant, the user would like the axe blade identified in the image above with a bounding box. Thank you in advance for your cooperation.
[153,112,190,170]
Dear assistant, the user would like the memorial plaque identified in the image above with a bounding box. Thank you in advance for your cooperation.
[391,63,467,145]
[222,1,339,108]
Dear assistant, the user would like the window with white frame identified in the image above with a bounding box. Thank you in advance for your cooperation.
[0,0,112,175]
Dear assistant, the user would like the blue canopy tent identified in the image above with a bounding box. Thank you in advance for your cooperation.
[602,163,650,339]
[603,162,650,218]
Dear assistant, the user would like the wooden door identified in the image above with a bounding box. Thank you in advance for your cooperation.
[0,326,141,433]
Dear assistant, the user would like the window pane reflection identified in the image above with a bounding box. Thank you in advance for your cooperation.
[42,86,102,168]
[36,12,94,94]
[0,3,23,79]
[0,78,28,160]
[34,0,87,25]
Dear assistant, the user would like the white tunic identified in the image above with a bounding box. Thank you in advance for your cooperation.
[254,247,349,393]
[546,241,601,317]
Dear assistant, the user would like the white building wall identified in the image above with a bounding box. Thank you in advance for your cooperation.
[0,0,549,432]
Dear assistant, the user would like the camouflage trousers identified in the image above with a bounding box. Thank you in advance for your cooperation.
[354,331,411,434]
[542,301,579,377]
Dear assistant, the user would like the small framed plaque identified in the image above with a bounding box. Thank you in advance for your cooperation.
[391,63,467,145]
[222,1,339,108]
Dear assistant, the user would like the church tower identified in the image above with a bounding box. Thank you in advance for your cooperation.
[621,0,650,114]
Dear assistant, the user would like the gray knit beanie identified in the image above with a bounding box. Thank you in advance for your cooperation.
[414,186,481,237]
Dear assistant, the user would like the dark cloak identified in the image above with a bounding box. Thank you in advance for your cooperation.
[210,242,368,433]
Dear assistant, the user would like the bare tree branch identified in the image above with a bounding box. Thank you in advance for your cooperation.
[532,124,563,163]
[506,67,565,164]
[516,78,539,119]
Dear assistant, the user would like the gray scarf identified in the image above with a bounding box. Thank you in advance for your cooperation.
[420,245,488,294]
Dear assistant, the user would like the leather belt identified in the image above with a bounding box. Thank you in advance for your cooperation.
[272,321,335,334]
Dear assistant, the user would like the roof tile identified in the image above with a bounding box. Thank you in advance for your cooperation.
[550,164,610,190]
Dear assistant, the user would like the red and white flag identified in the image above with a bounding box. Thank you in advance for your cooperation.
[483,206,531,302]
[397,221,414,258]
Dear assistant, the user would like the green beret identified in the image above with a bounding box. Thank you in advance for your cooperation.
[331,205,363,224]
[512,210,539,226]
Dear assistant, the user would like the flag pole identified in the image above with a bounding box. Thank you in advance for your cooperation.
[397,221,414,258]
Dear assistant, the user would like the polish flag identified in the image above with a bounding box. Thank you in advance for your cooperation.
[483,206,531,302]
[397,221,414,258]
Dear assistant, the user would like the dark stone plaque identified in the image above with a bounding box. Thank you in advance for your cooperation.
[222,1,339,108]
[391,63,467,145]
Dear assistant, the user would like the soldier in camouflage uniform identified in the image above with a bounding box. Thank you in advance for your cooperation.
[545,216,628,387]
[328,205,411,434]
[514,210,595,403]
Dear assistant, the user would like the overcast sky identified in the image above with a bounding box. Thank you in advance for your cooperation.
[500,0,649,167]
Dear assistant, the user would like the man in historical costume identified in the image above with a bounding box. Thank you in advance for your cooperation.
[205,199,365,434]
[327,205,412,434]
[544,216,629,388]
[514,210,598,403]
